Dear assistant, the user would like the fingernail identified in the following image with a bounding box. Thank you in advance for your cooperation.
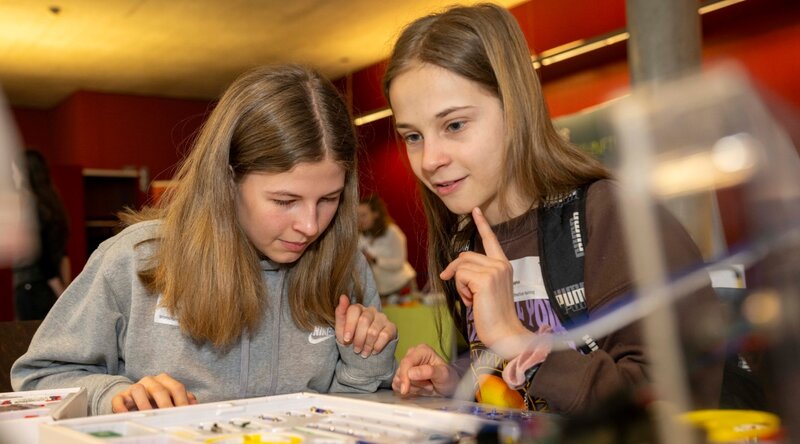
[361,351,370,358]
[344,332,352,342]
[354,347,361,354]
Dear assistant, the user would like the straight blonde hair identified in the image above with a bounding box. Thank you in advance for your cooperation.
[383,4,610,334]
[126,65,361,348]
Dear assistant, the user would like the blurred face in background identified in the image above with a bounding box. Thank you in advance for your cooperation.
[357,203,377,233]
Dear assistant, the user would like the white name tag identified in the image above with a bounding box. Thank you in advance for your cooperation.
[154,296,179,326]
[510,256,547,302]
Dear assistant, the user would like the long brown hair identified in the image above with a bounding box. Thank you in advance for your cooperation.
[23,150,69,268]
[127,64,361,348]
[383,4,610,334]
[359,194,391,238]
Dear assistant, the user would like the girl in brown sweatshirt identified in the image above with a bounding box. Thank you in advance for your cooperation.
[383,3,723,414]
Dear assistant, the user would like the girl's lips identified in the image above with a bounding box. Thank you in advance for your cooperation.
[434,177,465,196]
[281,240,308,252]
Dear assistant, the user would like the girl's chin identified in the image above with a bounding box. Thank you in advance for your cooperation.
[441,199,477,216]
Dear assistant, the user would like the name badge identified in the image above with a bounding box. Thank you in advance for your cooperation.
[510,256,547,302]
[154,295,179,326]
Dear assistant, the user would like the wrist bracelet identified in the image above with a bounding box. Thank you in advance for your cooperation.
[525,363,541,385]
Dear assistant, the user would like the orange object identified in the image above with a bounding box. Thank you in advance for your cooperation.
[475,374,525,409]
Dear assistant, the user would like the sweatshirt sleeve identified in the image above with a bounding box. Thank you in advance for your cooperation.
[329,256,398,393]
[11,239,134,416]
[532,180,724,413]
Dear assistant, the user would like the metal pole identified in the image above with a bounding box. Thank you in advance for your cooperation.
[625,2,707,443]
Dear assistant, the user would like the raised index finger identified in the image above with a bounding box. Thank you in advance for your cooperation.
[472,207,507,260]
[334,295,350,343]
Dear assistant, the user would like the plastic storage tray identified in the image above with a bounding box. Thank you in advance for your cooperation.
[39,392,522,443]
[0,387,87,443]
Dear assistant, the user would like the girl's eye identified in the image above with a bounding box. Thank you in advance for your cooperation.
[447,121,466,132]
[321,195,340,204]
[403,133,422,144]
[273,200,294,207]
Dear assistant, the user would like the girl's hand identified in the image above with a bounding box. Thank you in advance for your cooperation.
[392,344,458,397]
[111,373,197,413]
[335,295,397,357]
[439,207,531,360]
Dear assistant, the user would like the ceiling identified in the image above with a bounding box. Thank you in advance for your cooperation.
[0,0,527,109]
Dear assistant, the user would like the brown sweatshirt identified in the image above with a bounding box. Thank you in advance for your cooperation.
[467,179,724,414]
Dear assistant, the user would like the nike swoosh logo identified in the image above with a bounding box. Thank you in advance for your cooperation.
[308,334,334,344]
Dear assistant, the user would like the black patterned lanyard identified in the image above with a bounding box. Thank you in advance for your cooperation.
[538,184,599,355]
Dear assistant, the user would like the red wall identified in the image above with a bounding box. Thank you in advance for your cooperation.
[46,91,212,180]
[10,108,55,157]
[13,92,212,177]
[5,94,212,318]
[350,61,390,116]
[13,91,212,242]
[510,0,626,54]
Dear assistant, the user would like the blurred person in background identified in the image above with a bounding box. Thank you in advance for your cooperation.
[13,149,70,320]
[358,194,417,304]
[0,89,36,271]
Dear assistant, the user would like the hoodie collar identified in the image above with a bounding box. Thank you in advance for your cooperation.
[259,257,281,271]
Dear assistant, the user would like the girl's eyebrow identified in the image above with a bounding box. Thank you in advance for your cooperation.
[324,187,346,197]
[266,190,301,198]
[395,105,475,129]
[435,105,474,119]
[267,187,345,199]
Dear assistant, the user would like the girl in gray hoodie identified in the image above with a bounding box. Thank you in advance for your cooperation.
[12,64,398,416]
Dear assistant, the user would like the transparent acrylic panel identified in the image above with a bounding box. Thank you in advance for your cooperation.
[607,63,800,442]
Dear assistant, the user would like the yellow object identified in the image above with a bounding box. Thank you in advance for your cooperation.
[475,374,525,409]
[681,410,780,443]
[204,433,303,444]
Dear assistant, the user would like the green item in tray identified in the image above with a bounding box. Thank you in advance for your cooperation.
[88,430,123,438]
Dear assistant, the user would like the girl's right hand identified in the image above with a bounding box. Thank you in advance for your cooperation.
[439,207,531,360]
[111,373,197,413]
[392,344,458,397]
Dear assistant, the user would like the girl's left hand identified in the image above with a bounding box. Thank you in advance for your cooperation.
[335,295,397,357]
[439,207,532,360]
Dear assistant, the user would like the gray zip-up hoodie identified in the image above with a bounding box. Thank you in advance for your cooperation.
[11,220,397,415]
